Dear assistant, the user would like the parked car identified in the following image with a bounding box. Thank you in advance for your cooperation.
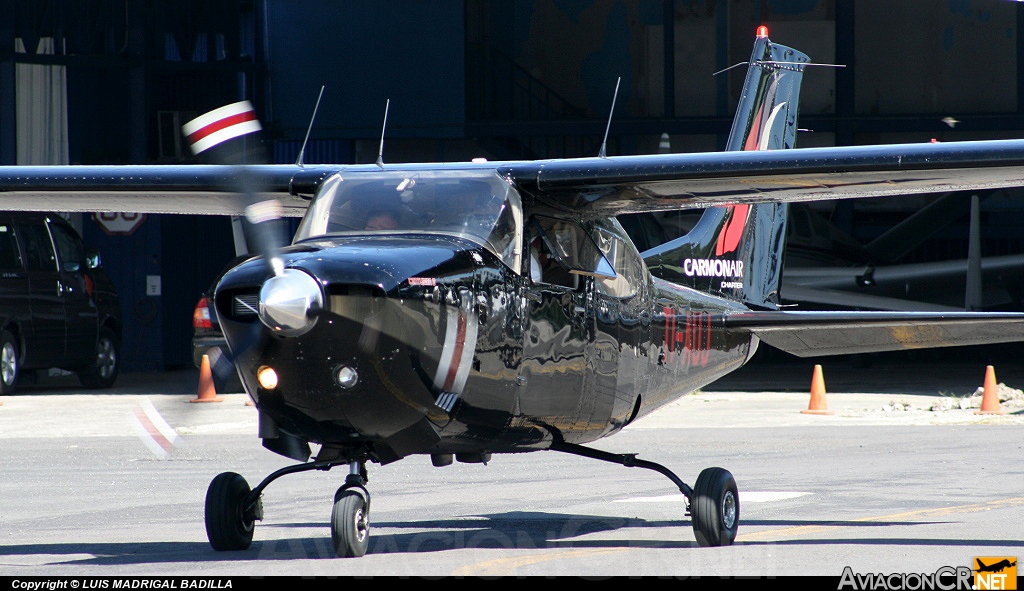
[191,255,251,393]
[0,212,122,393]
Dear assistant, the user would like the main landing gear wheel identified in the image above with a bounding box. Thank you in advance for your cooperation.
[331,487,370,558]
[205,472,258,551]
[691,466,739,547]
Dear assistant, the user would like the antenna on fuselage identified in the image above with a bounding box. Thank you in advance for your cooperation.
[295,85,325,168]
[376,98,390,168]
[598,77,620,159]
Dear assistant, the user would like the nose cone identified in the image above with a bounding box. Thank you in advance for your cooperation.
[259,268,323,336]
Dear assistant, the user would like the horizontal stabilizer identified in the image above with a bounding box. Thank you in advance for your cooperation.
[785,254,1024,289]
[724,310,1024,357]
[779,284,963,312]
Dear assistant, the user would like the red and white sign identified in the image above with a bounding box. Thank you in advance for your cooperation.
[182,101,262,154]
[93,212,147,236]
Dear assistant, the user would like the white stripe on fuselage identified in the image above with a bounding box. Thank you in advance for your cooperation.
[432,297,479,395]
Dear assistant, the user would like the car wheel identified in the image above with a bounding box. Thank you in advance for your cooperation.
[78,327,120,389]
[0,330,19,395]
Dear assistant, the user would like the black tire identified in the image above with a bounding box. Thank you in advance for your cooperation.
[205,472,256,551]
[0,330,19,395]
[77,327,119,389]
[691,467,739,547]
[331,488,370,558]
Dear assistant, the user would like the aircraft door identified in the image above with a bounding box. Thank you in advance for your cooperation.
[518,217,592,423]
[589,222,651,433]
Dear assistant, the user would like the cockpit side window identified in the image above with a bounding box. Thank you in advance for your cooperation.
[527,215,614,288]
[592,220,644,299]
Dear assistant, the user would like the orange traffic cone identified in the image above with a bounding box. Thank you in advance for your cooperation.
[802,364,834,415]
[190,354,223,403]
[975,365,1004,415]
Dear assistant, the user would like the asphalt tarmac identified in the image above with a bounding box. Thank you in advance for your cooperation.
[0,359,1022,577]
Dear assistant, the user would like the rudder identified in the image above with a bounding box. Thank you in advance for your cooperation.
[643,29,808,309]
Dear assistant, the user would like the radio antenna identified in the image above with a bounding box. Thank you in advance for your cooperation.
[376,99,390,168]
[295,85,325,167]
[598,77,620,159]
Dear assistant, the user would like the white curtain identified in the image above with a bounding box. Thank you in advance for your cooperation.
[16,37,69,166]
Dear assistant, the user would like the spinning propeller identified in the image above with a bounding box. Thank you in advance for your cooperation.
[183,101,322,388]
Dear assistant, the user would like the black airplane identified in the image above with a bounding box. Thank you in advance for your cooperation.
[4,28,1024,558]
[976,558,1017,573]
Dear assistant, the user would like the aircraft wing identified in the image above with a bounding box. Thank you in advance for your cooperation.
[723,310,1024,357]
[0,164,316,217]
[502,139,1024,216]
[2,139,1024,217]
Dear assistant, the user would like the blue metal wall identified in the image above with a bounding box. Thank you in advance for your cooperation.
[83,214,238,372]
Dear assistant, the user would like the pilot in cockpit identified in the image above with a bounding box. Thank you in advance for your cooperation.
[364,209,400,231]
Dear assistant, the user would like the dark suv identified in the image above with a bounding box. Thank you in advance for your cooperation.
[0,212,121,393]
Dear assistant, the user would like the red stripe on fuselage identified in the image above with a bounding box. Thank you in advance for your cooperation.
[443,310,467,392]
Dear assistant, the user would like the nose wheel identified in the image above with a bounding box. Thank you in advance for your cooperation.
[331,480,370,557]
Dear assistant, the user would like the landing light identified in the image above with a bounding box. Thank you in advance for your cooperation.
[334,365,359,389]
[256,365,279,390]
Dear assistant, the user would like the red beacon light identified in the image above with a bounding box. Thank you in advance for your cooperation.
[756,25,768,38]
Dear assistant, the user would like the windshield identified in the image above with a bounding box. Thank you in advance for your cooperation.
[294,169,523,273]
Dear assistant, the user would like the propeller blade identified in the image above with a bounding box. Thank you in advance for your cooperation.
[183,101,295,378]
[183,101,288,277]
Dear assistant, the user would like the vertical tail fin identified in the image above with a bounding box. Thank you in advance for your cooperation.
[644,29,808,309]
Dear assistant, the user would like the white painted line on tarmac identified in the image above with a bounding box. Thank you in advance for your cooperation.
[615,491,811,503]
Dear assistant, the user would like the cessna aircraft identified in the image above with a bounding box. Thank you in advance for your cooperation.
[4,28,1024,558]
